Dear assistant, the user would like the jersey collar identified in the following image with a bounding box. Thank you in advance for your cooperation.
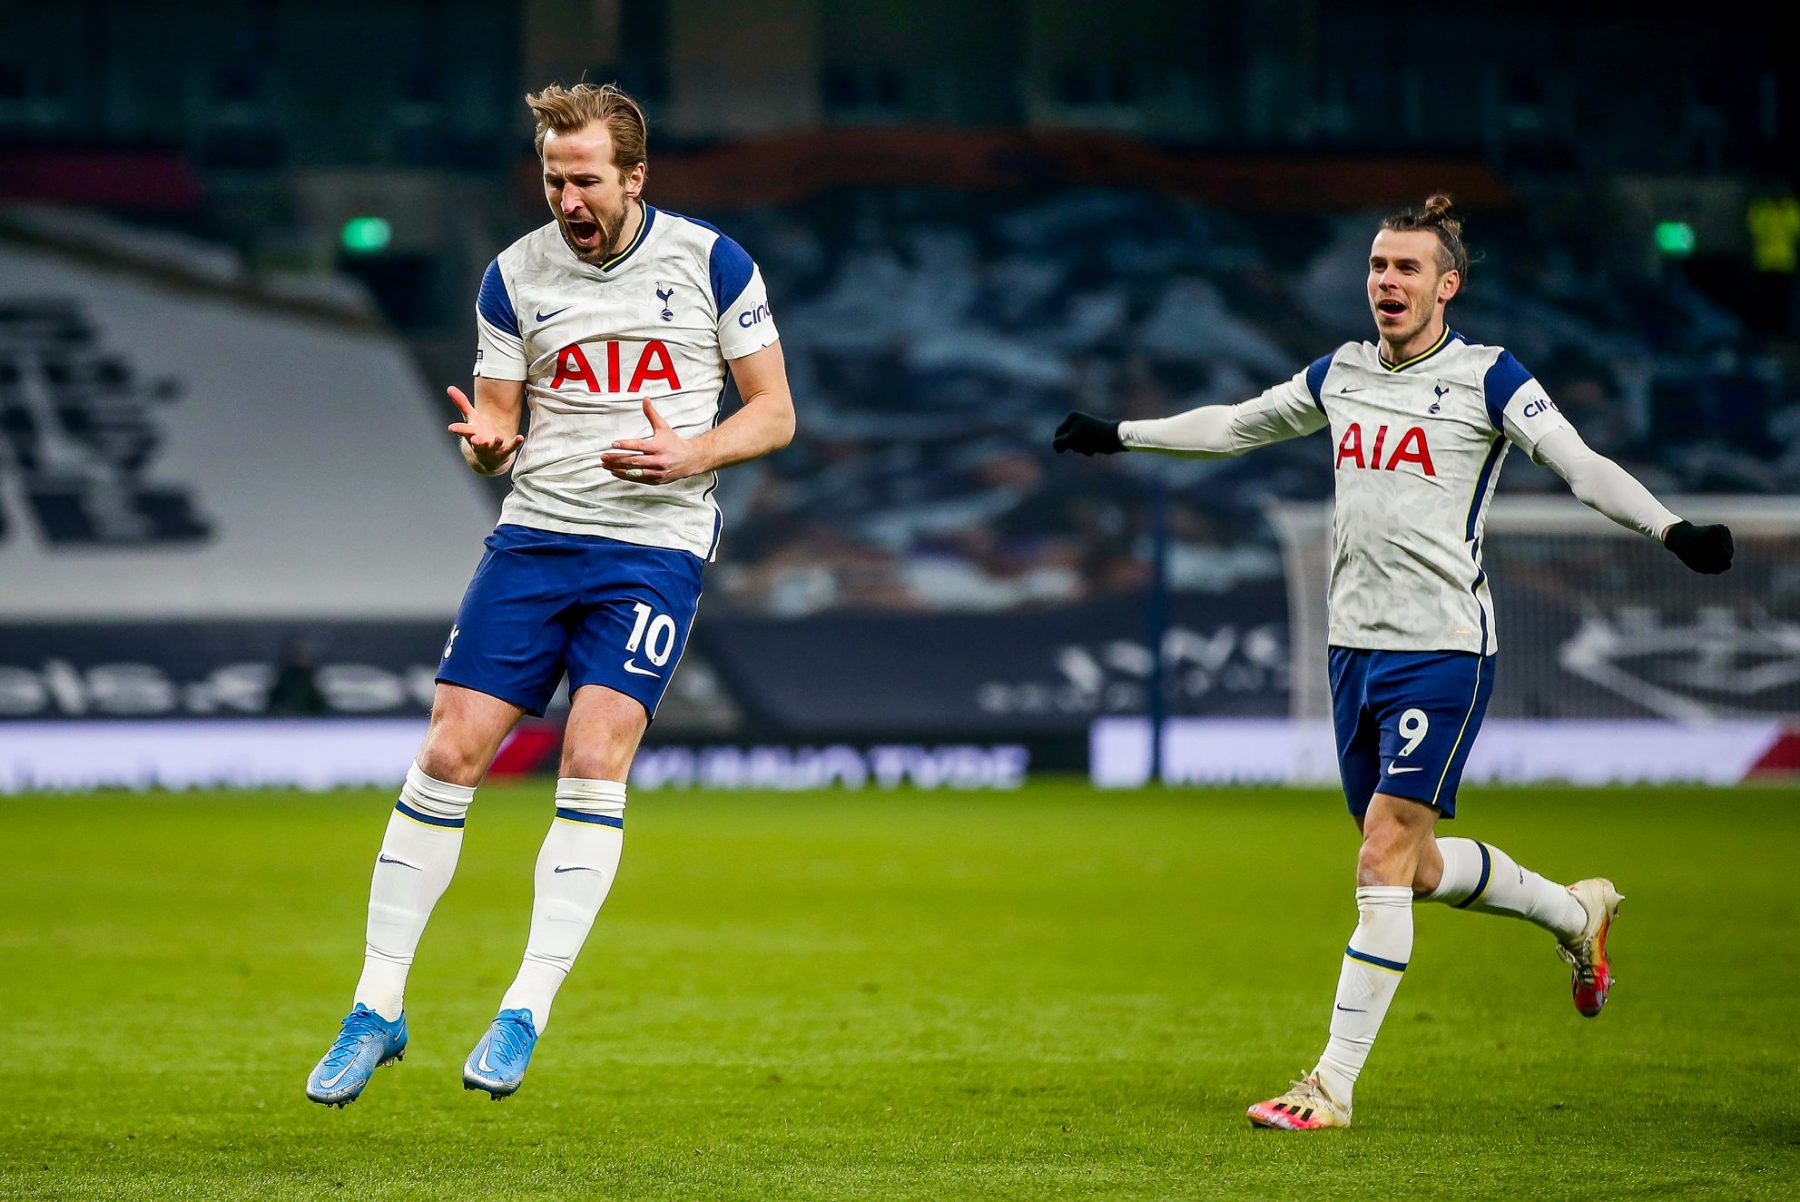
[592,202,656,275]
[1379,326,1458,373]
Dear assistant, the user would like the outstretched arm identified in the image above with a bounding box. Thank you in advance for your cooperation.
[1494,355,1731,573]
[1119,393,1328,458]
[1054,370,1329,458]
[1529,425,1733,573]
[600,341,795,485]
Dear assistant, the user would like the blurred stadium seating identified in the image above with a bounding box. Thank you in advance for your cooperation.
[703,185,1796,618]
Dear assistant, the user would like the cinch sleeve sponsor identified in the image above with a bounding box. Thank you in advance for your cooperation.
[711,234,779,360]
[1490,351,1574,464]
[474,258,528,381]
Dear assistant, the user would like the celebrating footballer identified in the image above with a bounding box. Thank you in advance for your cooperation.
[307,82,795,1106]
[1055,195,1733,1130]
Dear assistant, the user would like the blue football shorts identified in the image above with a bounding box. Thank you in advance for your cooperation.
[1328,647,1495,820]
[437,524,704,718]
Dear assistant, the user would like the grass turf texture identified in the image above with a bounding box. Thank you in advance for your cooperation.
[3,782,1797,1201]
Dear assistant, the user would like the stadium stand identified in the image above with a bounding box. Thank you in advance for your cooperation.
[697,187,1793,617]
[0,219,493,620]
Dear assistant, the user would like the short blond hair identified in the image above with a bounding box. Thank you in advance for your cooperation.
[525,82,648,167]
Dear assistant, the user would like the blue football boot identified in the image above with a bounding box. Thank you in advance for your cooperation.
[462,1008,539,1099]
[305,1003,407,1107]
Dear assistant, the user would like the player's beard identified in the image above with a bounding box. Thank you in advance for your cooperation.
[561,199,633,265]
[1395,307,1432,347]
[1373,294,1430,355]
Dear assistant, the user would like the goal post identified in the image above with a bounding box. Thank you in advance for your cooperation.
[1266,495,1800,724]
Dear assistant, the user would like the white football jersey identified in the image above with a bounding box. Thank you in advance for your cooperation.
[473,205,780,559]
[1220,329,1573,654]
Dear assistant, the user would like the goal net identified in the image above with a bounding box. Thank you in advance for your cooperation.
[1267,496,1800,724]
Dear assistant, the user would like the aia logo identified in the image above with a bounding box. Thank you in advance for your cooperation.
[655,284,674,322]
[551,341,682,393]
[1335,422,1436,476]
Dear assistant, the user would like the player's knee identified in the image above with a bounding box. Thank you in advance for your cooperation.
[1355,843,1398,887]
[560,742,631,782]
[415,687,521,785]
[561,687,648,780]
[415,740,487,787]
[1355,821,1426,887]
[416,715,496,786]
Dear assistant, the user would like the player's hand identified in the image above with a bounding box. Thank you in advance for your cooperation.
[446,386,524,471]
[1053,411,1124,455]
[1663,520,1734,574]
[602,399,702,486]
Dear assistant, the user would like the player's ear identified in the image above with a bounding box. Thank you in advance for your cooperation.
[1439,269,1461,305]
[624,161,647,199]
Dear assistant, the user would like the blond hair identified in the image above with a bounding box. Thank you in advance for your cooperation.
[1380,194,1470,287]
[525,82,648,167]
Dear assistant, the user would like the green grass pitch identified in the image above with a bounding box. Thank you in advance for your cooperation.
[3,780,1797,1200]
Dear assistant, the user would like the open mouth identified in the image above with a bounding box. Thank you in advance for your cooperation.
[1376,298,1407,318]
[566,217,601,249]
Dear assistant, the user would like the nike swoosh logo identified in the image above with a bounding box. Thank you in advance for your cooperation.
[622,660,660,678]
[1340,387,1365,395]
[553,865,599,874]
[1335,1005,1366,1013]
[536,306,570,322]
[1387,765,1423,775]
[377,855,420,870]
[318,1062,355,1089]
[478,1045,496,1074]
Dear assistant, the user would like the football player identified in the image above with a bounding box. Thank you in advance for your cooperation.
[307,82,795,1105]
[1055,195,1732,1129]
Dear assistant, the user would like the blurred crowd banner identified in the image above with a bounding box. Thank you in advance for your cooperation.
[697,586,1290,736]
[1091,718,1800,788]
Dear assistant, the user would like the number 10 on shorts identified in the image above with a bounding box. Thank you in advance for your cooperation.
[625,602,678,668]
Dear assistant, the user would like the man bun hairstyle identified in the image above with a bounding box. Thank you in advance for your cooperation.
[526,81,648,169]
[1380,193,1470,287]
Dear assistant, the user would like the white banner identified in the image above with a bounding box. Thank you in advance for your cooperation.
[0,720,1034,793]
[0,719,425,792]
[1091,717,1794,788]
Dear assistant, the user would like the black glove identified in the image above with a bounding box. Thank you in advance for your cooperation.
[1663,520,1734,574]
[1053,411,1124,455]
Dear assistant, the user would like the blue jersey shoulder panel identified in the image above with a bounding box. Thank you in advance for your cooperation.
[707,232,755,315]
[1482,349,1533,432]
[1304,349,1337,411]
[477,258,520,337]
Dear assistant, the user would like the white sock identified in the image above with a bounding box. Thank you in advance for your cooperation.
[1313,885,1412,1111]
[1426,837,1585,941]
[498,778,627,1033]
[353,764,474,1020]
